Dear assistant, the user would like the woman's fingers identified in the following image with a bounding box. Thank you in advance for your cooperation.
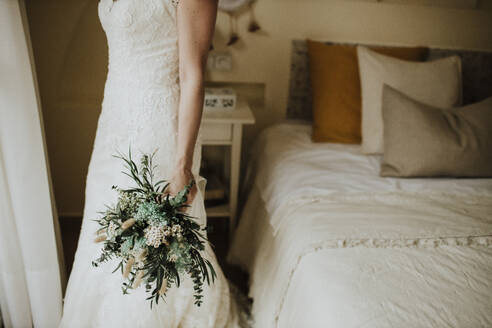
[158,179,196,207]
[158,186,171,203]
[181,184,197,214]
[159,170,196,209]
[185,184,197,205]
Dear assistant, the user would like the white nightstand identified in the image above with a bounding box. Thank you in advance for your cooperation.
[201,98,255,238]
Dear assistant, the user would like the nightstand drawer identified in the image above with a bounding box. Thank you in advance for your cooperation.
[201,123,232,142]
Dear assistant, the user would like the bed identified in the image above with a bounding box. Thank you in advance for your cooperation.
[227,41,492,328]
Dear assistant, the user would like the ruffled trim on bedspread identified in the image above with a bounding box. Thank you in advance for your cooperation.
[310,235,492,250]
[273,235,492,327]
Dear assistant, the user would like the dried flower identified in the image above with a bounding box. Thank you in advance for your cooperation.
[137,248,148,261]
[121,218,136,230]
[123,257,135,278]
[94,234,107,243]
[132,270,144,288]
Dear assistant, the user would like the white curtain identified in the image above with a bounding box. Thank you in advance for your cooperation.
[0,0,64,327]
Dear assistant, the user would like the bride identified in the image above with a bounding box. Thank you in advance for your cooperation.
[59,0,243,326]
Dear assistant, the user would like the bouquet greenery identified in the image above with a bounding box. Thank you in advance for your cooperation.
[92,150,216,308]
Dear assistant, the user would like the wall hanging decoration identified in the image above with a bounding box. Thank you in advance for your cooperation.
[218,0,261,46]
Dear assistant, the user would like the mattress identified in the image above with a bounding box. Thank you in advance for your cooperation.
[228,122,492,328]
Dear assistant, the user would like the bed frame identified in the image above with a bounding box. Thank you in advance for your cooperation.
[286,39,492,120]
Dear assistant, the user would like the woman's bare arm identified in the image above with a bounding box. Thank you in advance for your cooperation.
[167,0,218,200]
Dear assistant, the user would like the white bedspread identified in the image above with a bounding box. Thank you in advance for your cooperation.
[228,122,492,328]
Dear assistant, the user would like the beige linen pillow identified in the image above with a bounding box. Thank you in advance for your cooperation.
[381,85,492,178]
[357,46,462,154]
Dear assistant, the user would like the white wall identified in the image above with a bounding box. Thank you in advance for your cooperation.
[210,0,492,126]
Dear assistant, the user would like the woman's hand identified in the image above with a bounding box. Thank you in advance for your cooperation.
[164,167,197,206]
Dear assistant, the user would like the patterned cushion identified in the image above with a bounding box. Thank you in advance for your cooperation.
[286,40,492,121]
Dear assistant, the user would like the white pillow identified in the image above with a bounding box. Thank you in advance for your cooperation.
[357,45,462,154]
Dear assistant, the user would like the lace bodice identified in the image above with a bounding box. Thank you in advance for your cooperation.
[96,0,201,177]
[98,0,180,88]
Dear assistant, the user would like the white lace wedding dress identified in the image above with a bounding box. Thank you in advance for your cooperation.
[59,0,242,326]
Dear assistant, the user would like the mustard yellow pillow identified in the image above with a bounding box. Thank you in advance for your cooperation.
[307,40,428,143]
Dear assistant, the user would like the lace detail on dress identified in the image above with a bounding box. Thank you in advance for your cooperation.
[58,1,243,327]
[95,0,182,176]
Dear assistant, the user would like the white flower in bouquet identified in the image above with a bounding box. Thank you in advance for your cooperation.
[144,225,167,248]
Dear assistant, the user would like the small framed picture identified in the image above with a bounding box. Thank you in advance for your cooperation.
[204,88,237,111]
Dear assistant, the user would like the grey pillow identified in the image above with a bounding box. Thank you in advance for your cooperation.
[357,46,462,154]
[381,85,492,178]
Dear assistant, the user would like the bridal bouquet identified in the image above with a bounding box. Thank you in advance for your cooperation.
[92,150,216,307]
